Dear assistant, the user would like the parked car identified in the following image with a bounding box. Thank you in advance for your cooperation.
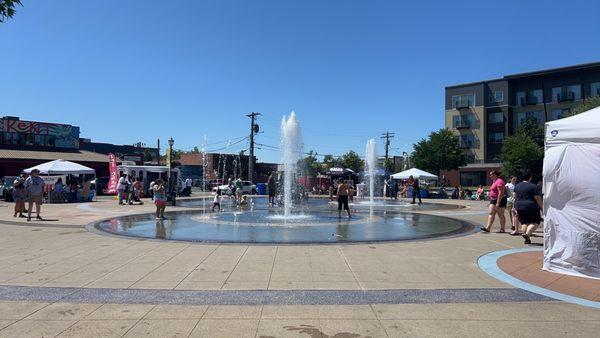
[212,181,257,195]
[91,176,110,195]
[1,176,18,202]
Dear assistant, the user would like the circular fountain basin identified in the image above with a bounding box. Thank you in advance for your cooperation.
[92,198,473,244]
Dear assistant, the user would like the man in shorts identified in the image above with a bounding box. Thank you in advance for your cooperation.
[337,179,351,218]
[25,169,45,221]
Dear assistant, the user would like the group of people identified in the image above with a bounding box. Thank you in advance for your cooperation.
[116,174,145,206]
[481,170,543,244]
[211,177,248,212]
[11,169,44,221]
[52,177,92,203]
[384,176,422,204]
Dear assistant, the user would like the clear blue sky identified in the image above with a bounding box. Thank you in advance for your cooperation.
[2,0,599,163]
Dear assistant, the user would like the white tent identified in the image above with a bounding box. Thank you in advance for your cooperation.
[390,168,438,180]
[23,159,96,175]
[543,106,600,279]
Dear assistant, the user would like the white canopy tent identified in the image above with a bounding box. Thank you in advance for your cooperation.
[23,159,96,175]
[543,106,600,279]
[390,168,438,180]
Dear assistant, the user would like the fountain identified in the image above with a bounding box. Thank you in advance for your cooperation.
[93,112,473,243]
[280,111,303,218]
[365,138,377,204]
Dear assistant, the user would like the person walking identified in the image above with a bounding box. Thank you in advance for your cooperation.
[153,179,167,219]
[505,176,519,234]
[12,174,27,218]
[514,170,543,244]
[336,179,351,218]
[25,169,45,221]
[409,175,422,204]
[481,170,507,233]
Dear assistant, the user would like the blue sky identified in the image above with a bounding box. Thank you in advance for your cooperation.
[2,0,599,163]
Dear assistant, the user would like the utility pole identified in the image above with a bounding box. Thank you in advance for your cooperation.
[156,139,161,165]
[247,112,261,182]
[380,132,395,162]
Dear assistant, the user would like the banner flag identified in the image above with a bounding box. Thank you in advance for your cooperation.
[106,153,119,195]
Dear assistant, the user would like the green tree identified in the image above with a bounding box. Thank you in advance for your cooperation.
[567,96,600,117]
[190,146,200,154]
[297,150,322,177]
[0,0,22,23]
[500,132,544,177]
[410,129,466,177]
[339,150,364,173]
[322,154,337,171]
[518,117,544,147]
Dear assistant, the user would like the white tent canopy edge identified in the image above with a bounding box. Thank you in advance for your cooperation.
[543,106,600,279]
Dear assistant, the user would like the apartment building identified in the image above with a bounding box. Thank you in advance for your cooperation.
[444,62,600,186]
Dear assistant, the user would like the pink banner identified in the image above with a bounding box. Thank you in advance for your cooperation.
[106,153,119,195]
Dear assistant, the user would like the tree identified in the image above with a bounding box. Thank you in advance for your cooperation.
[322,154,337,171]
[518,117,544,147]
[0,0,22,23]
[500,132,544,177]
[411,129,466,177]
[190,146,200,154]
[567,96,600,117]
[297,151,322,177]
[339,150,364,173]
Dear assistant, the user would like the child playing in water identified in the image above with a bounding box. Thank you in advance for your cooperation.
[212,189,221,212]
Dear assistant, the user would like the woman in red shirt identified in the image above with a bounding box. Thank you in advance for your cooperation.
[481,170,507,233]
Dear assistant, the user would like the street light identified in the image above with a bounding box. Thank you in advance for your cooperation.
[167,137,175,206]
[402,152,409,170]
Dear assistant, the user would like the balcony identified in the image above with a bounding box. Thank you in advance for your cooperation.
[520,96,539,106]
[455,101,472,109]
[454,120,471,129]
[557,91,575,102]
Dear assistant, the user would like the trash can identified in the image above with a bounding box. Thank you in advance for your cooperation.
[256,183,267,195]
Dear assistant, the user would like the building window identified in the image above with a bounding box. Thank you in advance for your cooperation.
[552,85,582,101]
[452,115,474,128]
[551,108,570,120]
[517,111,543,126]
[488,132,504,144]
[459,134,475,148]
[452,94,476,108]
[591,82,600,97]
[489,91,504,103]
[516,90,543,106]
[488,112,504,124]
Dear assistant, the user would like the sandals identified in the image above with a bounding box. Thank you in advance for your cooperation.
[510,231,521,236]
[522,234,532,244]
[495,230,506,233]
[36,216,43,220]
[480,227,490,233]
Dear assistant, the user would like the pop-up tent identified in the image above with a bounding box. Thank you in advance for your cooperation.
[390,168,438,180]
[23,159,96,175]
[543,106,600,279]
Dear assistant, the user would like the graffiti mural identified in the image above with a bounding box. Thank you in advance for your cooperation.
[0,118,80,148]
